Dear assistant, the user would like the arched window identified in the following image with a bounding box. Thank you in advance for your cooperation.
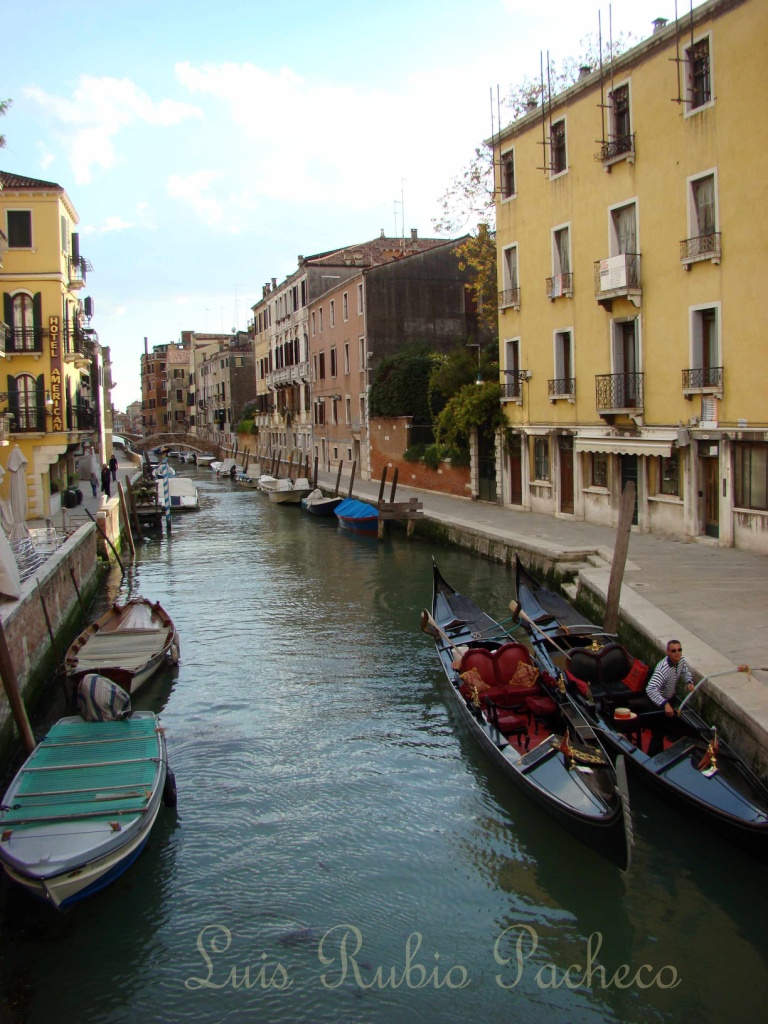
[8,373,44,431]
[13,294,36,350]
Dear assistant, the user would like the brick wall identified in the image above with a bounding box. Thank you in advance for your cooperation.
[370,417,471,498]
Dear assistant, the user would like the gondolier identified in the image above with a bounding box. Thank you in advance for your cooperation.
[645,641,695,718]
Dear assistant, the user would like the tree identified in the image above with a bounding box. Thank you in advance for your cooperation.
[368,349,436,420]
[434,380,506,452]
[0,99,11,149]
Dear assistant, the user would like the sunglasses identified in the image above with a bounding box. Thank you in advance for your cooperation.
[669,647,682,653]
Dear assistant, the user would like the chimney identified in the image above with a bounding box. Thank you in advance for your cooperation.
[653,17,668,33]
[271,277,277,289]
[578,65,591,80]
[410,228,418,241]
[144,336,149,357]
[526,98,538,112]
[380,228,385,239]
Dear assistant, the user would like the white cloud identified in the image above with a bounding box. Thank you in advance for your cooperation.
[82,216,135,235]
[24,77,203,185]
[166,170,226,227]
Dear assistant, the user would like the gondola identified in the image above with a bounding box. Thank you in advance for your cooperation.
[425,561,632,870]
[514,554,768,862]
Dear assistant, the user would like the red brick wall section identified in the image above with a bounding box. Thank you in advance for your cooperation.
[370,417,471,498]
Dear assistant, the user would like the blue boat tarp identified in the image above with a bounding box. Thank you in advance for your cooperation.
[334,499,378,521]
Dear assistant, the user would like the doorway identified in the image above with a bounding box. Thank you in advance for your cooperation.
[508,433,523,505]
[559,435,574,513]
[702,455,720,538]
[477,432,497,503]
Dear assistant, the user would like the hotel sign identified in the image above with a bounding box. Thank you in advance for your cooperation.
[49,315,64,432]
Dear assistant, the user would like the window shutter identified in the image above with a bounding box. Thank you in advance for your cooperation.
[3,293,13,330]
[7,374,19,422]
[36,374,46,430]
[33,292,42,350]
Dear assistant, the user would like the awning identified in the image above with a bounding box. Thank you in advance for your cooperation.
[574,437,674,457]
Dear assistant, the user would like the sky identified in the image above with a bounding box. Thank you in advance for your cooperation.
[1,0,705,411]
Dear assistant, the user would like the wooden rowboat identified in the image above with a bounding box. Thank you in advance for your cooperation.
[0,709,172,909]
[65,598,179,695]
[426,561,632,869]
[515,554,768,862]
[334,498,378,534]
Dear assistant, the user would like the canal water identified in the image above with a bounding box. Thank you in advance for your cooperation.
[1,469,766,1024]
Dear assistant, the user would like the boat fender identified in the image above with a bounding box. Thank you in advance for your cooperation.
[163,767,178,807]
[170,643,180,665]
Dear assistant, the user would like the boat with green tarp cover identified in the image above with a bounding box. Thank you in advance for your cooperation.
[0,711,170,909]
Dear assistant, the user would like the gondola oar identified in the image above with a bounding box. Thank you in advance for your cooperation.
[419,609,467,660]
[678,664,760,712]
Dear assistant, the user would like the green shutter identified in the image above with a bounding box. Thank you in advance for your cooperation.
[6,374,18,423]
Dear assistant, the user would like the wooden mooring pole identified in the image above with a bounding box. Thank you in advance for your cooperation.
[604,480,636,635]
[0,619,35,755]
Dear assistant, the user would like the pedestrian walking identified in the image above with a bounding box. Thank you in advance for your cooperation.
[101,464,111,499]
[90,471,99,498]
[109,454,118,482]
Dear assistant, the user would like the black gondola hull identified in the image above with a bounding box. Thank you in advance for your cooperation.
[515,554,768,863]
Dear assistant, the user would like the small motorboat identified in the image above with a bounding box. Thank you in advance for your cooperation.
[159,477,199,511]
[334,497,378,534]
[234,473,261,489]
[65,598,180,695]
[210,458,237,478]
[193,454,215,467]
[0,677,174,909]
[301,488,344,516]
[267,477,312,504]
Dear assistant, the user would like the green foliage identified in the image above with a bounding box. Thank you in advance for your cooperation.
[435,380,505,449]
[237,418,256,435]
[403,444,428,463]
[454,223,498,341]
[428,341,499,419]
[369,349,435,419]
[0,98,10,149]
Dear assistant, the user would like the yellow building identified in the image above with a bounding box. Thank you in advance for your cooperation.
[493,0,768,551]
[1,171,101,518]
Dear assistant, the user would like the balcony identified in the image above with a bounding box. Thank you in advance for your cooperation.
[6,325,44,354]
[69,255,93,289]
[548,377,576,402]
[501,381,522,402]
[498,287,521,311]
[62,325,92,367]
[595,372,644,419]
[593,254,641,310]
[680,233,721,268]
[682,366,723,399]
[546,274,573,301]
[597,134,635,168]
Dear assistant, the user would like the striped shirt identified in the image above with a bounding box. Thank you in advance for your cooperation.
[645,656,693,707]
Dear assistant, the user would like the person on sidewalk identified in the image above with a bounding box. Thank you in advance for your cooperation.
[109,454,118,482]
[101,464,111,499]
[90,471,99,498]
[638,640,695,756]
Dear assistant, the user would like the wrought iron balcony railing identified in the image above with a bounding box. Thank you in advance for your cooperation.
[596,134,635,164]
[548,377,576,399]
[682,366,724,392]
[546,274,573,300]
[680,233,721,265]
[501,381,522,401]
[69,255,93,287]
[6,326,44,353]
[594,253,641,301]
[498,287,521,310]
[595,372,644,412]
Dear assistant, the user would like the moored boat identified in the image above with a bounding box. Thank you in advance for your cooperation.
[268,477,312,504]
[514,554,768,862]
[425,561,632,869]
[65,598,180,695]
[0,683,173,909]
[301,488,344,516]
[334,498,378,534]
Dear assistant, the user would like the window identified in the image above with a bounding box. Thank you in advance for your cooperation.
[7,210,32,248]
[534,437,550,480]
[501,149,516,199]
[343,293,348,321]
[612,318,640,389]
[687,305,722,389]
[331,399,338,425]
[692,175,716,235]
[686,37,711,112]
[8,293,38,351]
[550,119,566,175]
[500,246,519,308]
[359,337,366,371]
[343,343,350,375]
[345,397,351,424]
[9,373,43,430]
[552,330,573,397]
[312,311,316,336]
[684,173,720,262]
[609,84,632,153]
[549,227,571,298]
[357,283,364,313]
[735,443,768,511]
[330,300,335,327]
[610,203,637,257]
[503,338,521,400]
[659,454,681,497]
[319,308,324,333]
[330,347,337,377]
[60,215,70,254]
[590,454,608,488]
[359,394,366,423]
[319,352,326,380]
